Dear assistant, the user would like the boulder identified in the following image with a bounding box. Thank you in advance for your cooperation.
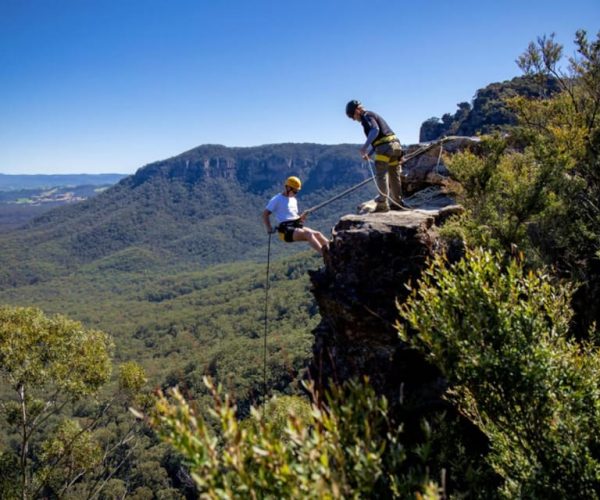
[402,136,479,194]
[307,203,486,463]
[308,210,445,409]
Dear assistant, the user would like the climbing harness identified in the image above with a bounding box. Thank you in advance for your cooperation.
[278,219,304,242]
[372,134,399,147]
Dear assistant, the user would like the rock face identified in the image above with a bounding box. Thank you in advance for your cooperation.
[309,210,449,414]
[402,137,478,195]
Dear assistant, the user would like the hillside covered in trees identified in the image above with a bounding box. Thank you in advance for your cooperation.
[0,143,373,288]
[0,144,374,497]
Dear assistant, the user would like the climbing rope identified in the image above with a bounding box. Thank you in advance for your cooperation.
[365,158,409,211]
[303,177,372,215]
[262,231,272,405]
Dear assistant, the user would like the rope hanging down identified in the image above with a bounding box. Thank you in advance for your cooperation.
[262,231,272,404]
[364,158,408,211]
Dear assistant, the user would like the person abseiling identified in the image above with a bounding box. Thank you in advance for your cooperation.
[263,176,329,256]
[346,100,405,212]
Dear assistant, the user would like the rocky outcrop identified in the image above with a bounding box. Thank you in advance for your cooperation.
[402,137,478,195]
[308,210,448,413]
[307,200,481,455]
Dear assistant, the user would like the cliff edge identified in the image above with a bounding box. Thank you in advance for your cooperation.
[309,210,448,411]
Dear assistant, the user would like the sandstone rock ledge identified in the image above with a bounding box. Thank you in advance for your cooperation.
[308,209,460,423]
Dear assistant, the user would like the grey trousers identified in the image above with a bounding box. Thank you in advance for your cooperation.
[374,141,403,208]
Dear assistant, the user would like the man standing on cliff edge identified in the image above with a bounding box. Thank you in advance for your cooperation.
[346,100,405,212]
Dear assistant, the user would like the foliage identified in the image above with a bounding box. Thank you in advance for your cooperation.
[0,251,320,410]
[0,305,113,398]
[398,248,600,498]
[0,305,157,499]
[256,394,313,440]
[0,143,374,288]
[510,30,600,270]
[0,252,320,496]
[446,31,600,264]
[38,419,103,497]
[148,377,442,499]
[445,134,562,260]
[444,29,600,336]
[0,204,58,233]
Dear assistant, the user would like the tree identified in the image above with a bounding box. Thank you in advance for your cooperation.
[512,30,600,268]
[399,248,600,497]
[445,30,600,336]
[0,306,148,499]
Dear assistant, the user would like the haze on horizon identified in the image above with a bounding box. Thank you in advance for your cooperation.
[1,0,598,175]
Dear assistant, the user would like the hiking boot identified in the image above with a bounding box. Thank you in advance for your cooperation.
[374,203,390,213]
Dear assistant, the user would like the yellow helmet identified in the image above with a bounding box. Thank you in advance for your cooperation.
[285,176,302,191]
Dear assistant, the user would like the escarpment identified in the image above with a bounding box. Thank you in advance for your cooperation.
[307,203,492,466]
[309,209,449,411]
[305,181,500,473]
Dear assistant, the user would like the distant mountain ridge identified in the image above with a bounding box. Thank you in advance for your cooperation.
[0,143,374,288]
[128,142,365,193]
[0,173,126,191]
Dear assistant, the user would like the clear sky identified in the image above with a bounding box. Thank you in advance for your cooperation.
[1,0,598,174]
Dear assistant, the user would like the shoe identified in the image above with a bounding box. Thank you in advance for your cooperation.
[374,203,390,213]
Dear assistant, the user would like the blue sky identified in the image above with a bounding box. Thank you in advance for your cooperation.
[1,0,598,174]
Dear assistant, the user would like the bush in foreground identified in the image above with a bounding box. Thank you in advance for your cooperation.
[399,248,600,498]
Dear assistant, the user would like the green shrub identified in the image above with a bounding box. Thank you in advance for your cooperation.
[147,378,442,499]
[399,248,600,498]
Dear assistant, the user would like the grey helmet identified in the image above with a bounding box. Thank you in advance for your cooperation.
[345,100,361,118]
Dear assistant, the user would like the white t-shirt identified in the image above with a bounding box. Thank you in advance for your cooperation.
[265,193,299,224]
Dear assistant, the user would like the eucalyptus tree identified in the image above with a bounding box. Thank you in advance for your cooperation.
[0,306,147,499]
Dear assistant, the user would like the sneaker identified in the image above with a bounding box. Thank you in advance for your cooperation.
[374,203,390,213]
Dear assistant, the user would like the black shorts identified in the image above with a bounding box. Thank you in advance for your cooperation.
[277,219,303,243]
